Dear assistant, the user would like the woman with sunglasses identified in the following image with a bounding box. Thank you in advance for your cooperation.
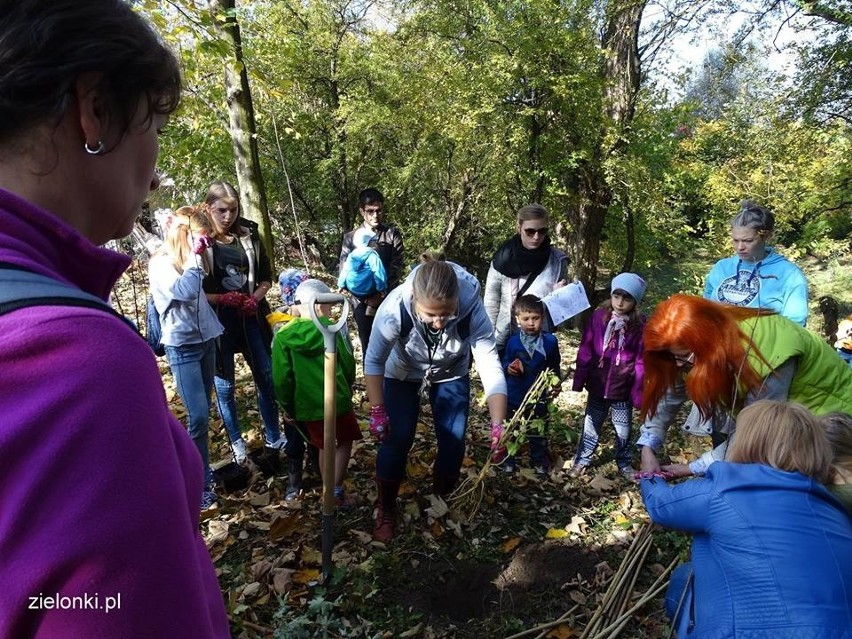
[639,295,852,478]
[365,255,507,542]
[484,204,569,352]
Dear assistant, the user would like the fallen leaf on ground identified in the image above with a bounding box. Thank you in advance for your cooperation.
[268,513,301,542]
[501,537,522,553]
[271,568,295,594]
[588,474,617,492]
[545,623,576,638]
[566,515,587,535]
[349,529,374,544]
[425,494,449,518]
[206,520,229,544]
[249,492,271,506]
[293,568,320,585]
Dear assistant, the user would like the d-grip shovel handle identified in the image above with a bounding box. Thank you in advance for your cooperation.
[307,291,349,584]
[307,292,349,352]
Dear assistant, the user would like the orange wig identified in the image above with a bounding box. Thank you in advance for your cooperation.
[641,295,773,420]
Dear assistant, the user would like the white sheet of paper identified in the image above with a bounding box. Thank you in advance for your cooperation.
[542,281,590,326]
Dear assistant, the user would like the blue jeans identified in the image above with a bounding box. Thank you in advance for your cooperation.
[165,339,216,487]
[214,316,281,444]
[377,376,470,480]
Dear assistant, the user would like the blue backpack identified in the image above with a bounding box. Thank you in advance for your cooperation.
[0,262,142,339]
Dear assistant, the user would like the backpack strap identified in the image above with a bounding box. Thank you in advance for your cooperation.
[0,262,139,333]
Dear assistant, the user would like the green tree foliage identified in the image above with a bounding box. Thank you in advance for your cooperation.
[139,0,850,281]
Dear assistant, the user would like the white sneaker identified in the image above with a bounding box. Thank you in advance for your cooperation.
[201,490,217,511]
[265,436,288,451]
[231,438,248,463]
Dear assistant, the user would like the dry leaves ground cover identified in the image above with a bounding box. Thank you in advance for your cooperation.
[110,248,850,639]
[179,325,690,639]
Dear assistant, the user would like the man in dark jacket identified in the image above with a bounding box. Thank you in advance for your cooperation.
[338,188,404,356]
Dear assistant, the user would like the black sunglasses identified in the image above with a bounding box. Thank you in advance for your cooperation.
[522,227,548,238]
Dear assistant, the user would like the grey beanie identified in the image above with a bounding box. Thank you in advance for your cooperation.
[610,272,647,302]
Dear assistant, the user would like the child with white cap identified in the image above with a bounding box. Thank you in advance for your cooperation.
[271,279,362,506]
[569,272,647,478]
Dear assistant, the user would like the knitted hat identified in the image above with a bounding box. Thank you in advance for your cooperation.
[294,279,331,306]
[278,269,309,306]
[353,227,377,248]
[611,272,647,302]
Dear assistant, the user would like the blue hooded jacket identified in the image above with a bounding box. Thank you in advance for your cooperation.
[642,463,852,639]
[704,247,808,325]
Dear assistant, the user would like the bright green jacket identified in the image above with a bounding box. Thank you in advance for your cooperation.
[271,317,356,422]
[740,314,852,415]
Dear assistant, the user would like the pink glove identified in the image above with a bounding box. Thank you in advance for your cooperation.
[369,405,390,443]
[633,471,675,481]
[219,291,245,308]
[490,422,506,463]
[193,234,213,255]
[239,295,259,317]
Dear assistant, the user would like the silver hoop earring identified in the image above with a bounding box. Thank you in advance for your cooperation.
[84,140,105,155]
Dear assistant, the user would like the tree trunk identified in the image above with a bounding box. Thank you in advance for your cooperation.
[620,206,636,273]
[604,0,645,278]
[567,0,645,294]
[208,0,273,260]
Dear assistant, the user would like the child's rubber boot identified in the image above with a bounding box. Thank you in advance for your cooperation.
[285,457,303,502]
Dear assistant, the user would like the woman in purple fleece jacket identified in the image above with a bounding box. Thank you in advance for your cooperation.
[0,2,229,637]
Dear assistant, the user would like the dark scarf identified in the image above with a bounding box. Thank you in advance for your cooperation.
[491,234,552,278]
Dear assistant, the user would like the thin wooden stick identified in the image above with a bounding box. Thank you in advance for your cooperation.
[502,604,580,639]
[450,371,553,521]
[590,555,679,639]
[580,526,652,639]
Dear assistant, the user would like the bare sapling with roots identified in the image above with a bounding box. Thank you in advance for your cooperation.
[449,370,558,522]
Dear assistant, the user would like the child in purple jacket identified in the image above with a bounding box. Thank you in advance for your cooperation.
[569,273,646,478]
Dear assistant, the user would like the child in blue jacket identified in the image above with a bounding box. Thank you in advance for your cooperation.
[497,295,561,474]
[338,227,387,301]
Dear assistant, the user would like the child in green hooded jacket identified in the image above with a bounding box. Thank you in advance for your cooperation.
[272,279,362,507]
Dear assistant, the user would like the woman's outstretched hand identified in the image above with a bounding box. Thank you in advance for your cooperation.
[640,446,662,474]
[660,463,693,479]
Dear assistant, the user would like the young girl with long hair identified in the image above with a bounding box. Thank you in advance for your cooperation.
[642,400,852,638]
[365,255,507,542]
[149,206,223,510]
[202,181,285,461]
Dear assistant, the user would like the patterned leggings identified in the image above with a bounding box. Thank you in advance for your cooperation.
[574,394,633,468]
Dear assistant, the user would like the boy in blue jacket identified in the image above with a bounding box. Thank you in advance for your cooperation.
[497,295,561,474]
